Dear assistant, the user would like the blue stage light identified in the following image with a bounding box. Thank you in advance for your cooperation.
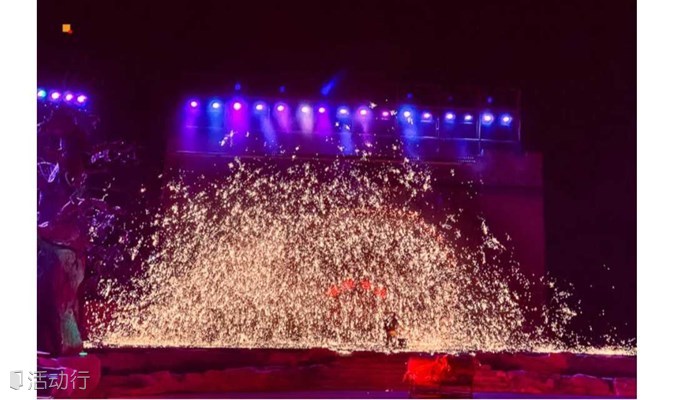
[76,94,88,105]
[189,100,199,108]
[49,91,61,101]
[337,107,350,117]
[254,102,266,112]
[463,114,473,123]
[399,106,416,124]
[321,79,336,96]
[37,89,47,99]
[444,112,456,122]
[210,101,222,110]
[421,112,433,122]
[481,112,494,125]
[500,114,513,125]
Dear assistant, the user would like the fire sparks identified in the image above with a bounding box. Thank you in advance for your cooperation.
[85,158,634,355]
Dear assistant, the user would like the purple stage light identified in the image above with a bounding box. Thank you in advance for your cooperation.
[318,106,326,114]
[37,89,47,99]
[64,93,74,102]
[359,108,368,116]
[189,100,199,108]
[232,102,242,111]
[76,95,87,104]
[298,104,314,133]
[463,114,473,122]
[276,104,285,112]
[444,112,455,121]
[482,113,494,124]
[501,114,513,124]
[50,91,61,101]
[421,112,432,121]
[381,110,390,118]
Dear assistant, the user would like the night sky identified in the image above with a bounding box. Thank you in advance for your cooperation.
[38,0,636,340]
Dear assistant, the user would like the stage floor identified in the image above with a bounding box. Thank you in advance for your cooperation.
[76,347,636,398]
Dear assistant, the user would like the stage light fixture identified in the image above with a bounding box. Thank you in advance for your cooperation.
[232,102,242,111]
[500,114,513,125]
[76,95,88,105]
[37,89,47,99]
[444,112,456,121]
[481,113,494,125]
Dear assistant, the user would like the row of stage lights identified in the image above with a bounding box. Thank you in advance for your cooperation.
[188,99,515,127]
[37,88,88,106]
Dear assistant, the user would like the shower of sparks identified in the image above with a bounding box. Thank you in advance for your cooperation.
[86,157,635,355]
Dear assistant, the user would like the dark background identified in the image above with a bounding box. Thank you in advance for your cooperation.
[37,0,636,341]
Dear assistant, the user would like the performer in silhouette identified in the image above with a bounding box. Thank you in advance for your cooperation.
[384,313,400,347]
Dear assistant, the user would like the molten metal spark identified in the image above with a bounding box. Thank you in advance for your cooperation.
[86,159,634,355]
